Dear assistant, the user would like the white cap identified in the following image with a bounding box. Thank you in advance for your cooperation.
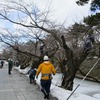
[8,58,12,61]
[8,58,11,60]
[41,44,44,46]
[43,55,49,61]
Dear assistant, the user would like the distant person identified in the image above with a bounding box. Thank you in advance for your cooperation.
[36,55,56,99]
[28,68,37,84]
[83,39,92,52]
[83,34,95,53]
[8,59,13,75]
[40,44,45,55]
[15,61,19,67]
[83,34,95,52]
[0,60,4,68]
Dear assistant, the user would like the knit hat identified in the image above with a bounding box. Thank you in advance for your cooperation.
[43,55,49,61]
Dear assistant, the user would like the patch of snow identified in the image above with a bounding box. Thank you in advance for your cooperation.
[14,66,100,100]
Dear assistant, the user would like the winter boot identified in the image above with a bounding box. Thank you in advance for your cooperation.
[41,89,47,99]
[30,79,32,84]
[46,94,49,99]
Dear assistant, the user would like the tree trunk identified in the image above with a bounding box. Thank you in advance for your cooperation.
[99,44,100,57]
[61,62,77,90]
[61,35,89,91]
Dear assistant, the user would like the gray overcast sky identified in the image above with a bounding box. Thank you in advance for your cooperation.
[24,0,91,27]
[0,0,91,52]
[0,0,91,28]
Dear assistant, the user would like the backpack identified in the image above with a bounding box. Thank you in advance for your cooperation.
[29,69,36,76]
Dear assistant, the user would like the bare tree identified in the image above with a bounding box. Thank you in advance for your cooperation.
[0,1,98,90]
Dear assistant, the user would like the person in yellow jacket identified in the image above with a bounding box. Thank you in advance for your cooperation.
[36,55,56,99]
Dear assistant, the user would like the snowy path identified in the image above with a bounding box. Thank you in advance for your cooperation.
[15,66,100,100]
[72,78,100,99]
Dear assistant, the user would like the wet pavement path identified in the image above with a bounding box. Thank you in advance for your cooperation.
[0,63,57,100]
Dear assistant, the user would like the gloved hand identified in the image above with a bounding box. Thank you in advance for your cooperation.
[53,73,55,75]
[36,76,38,79]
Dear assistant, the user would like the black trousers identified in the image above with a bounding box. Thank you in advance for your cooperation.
[8,66,12,74]
[29,74,35,83]
[40,79,51,95]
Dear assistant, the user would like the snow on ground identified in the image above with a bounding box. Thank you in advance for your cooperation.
[51,73,100,100]
[14,66,100,100]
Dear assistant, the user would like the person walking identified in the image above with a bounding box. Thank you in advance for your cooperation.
[36,55,56,99]
[8,58,13,75]
[28,67,37,84]
[0,60,4,68]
